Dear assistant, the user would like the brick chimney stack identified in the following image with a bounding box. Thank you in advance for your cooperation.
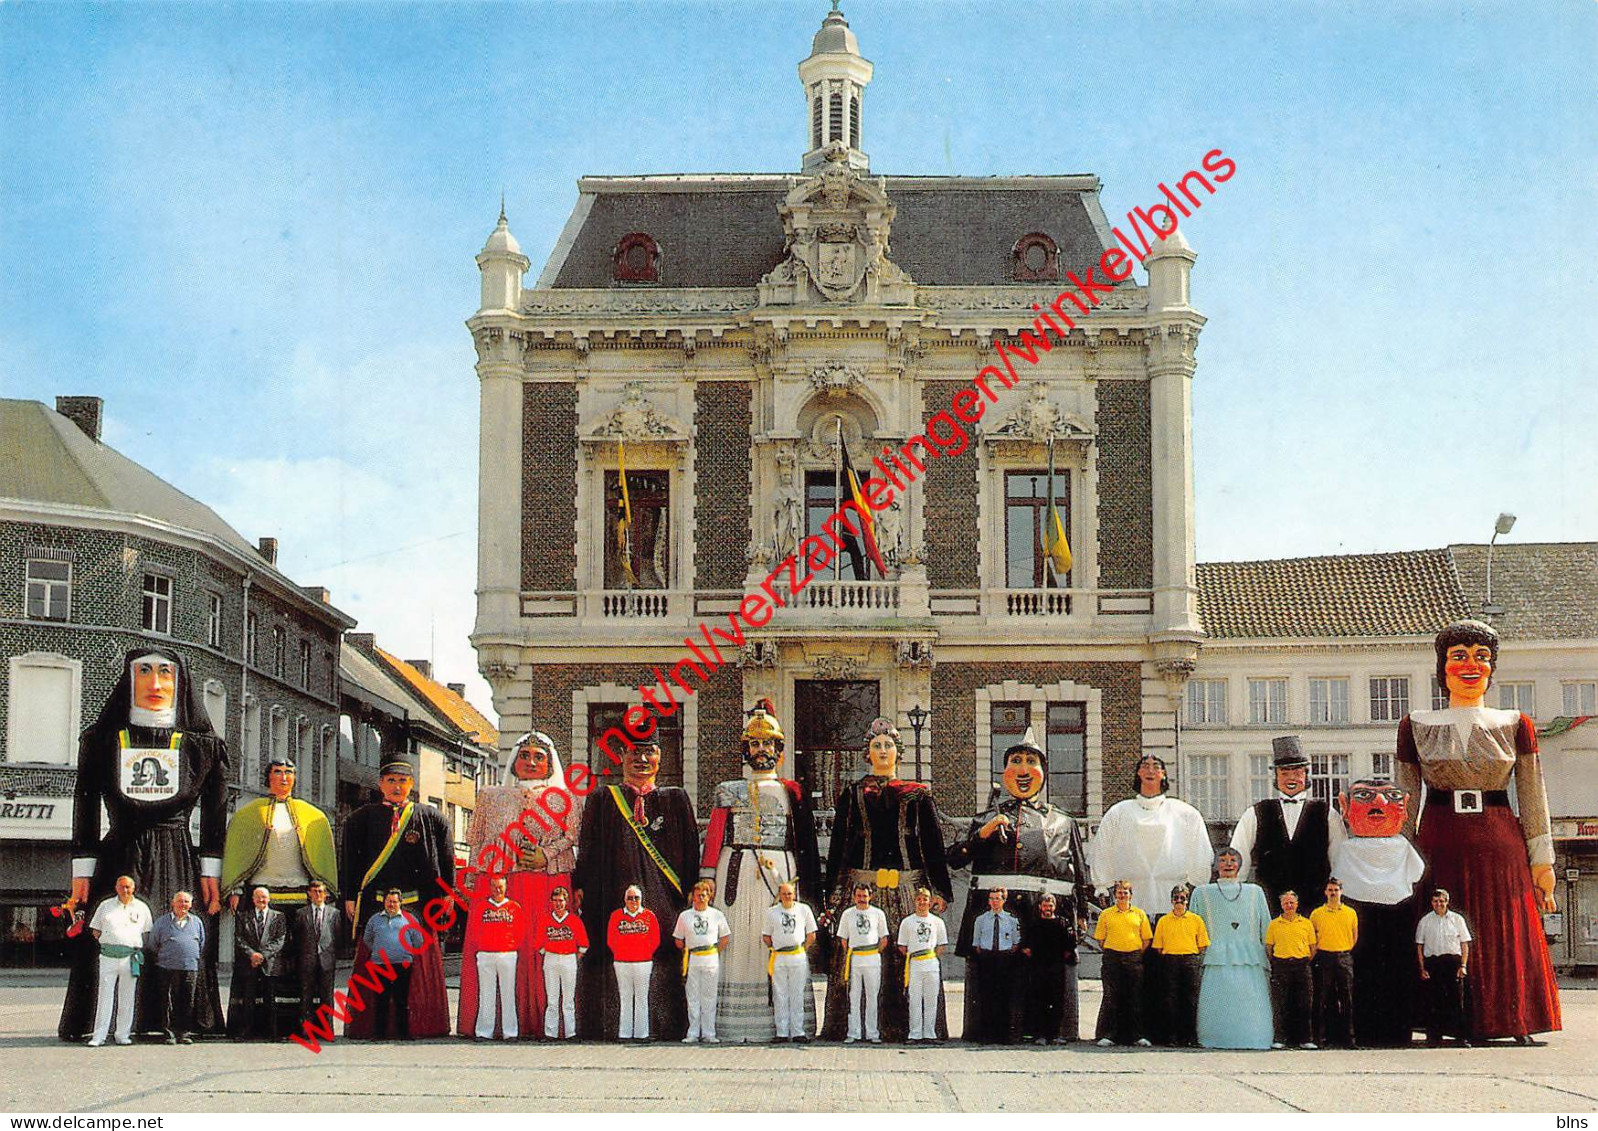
[56,396,103,442]
[446,682,466,697]
[302,586,331,604]
[407,659,434,680]
[257,537,278,565]
[346,632,376,652]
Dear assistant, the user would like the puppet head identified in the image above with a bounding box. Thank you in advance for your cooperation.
[741,698,785,774]
[1133,754,1169,798]
[1435,619,1499,707]
[508,731,559,784]
[622,740,662,789]
[863,717,900,778]
[378,759,414,805]
[1340,778,1409,838]
[266,758,296,801]
[1272,736,1310,797]
[1001,729,1046,801]
[129,652,178,729]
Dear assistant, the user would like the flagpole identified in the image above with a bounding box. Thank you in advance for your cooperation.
[1045,437,1057,590]
[834,416,843,583]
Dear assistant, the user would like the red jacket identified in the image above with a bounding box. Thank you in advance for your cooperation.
[537,912,589,956]
[607,907,661,962]
[475,898,525,953]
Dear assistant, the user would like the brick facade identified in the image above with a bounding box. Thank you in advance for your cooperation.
[692,382,752,590]
[520,382,579,591]
[921,383,981,589]
[1094,379,1154,590]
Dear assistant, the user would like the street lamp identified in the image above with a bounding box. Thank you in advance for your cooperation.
[1483,512,1516,616]
[907,704,929,778]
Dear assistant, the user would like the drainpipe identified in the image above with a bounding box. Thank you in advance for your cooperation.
[240,573,253,789]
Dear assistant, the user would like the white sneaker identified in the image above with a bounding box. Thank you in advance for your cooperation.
[1135,1038,1152,1047]
[682,1035,699,1043]
[86,1038,104,1048]
[1271,1042,1285,1050]
[1096,1037,1114,1047]
[844,1036,859,1044]
[1299,1042,1318,1050]
[704,1037,720,1044]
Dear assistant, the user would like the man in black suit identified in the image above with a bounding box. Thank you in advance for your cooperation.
[295,880,340,1023]
[230,885,288,1040]
[1230,736,1345,915]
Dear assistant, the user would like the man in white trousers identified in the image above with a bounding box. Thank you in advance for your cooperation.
[608,886,660,1041]
[473,876,526,1040]
[536,886,588,1039]
[836,882,890,1043]
[762,881,818,1042]
[673,880,730,1043]
[896,887,948,1042]
[87,875,153,1047]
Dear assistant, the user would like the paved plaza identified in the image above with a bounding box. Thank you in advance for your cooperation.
[2,975,1596,1113]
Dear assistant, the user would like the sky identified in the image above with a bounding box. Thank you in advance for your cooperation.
[3,1,1595,716]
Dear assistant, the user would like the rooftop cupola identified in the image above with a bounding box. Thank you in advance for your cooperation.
[799,3,873,174]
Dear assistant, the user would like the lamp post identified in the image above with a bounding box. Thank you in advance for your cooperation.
[1483,512,1516,616]
[907,703,929,779]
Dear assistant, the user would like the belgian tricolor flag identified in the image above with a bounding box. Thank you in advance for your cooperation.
[840,441,888,580]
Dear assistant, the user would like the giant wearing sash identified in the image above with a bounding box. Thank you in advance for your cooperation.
[338,758,454,1038]
[573,739,698,1040]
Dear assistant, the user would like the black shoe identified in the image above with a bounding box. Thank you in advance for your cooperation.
[793,1035,810,1044]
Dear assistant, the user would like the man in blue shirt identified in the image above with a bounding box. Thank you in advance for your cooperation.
[360,889,426,1040]
[150,891,205,1044]
[968,887,1022,1044]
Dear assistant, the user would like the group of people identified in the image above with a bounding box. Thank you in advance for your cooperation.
[59,619,1563,1050]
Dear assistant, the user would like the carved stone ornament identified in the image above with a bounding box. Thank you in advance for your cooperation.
[740,642,778,670]
[586,382,687,442]
[988,383,1095,447]
[807,362,864,397]
[894,640,934,670]
[759,148,913,306]
[810,653,861,680]
[481,661,518,682]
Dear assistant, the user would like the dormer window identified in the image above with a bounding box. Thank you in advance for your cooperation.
[613,232,660,284]
[1012,232,1059,282]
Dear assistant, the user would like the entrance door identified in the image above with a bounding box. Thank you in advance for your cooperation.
[793,679,880,812]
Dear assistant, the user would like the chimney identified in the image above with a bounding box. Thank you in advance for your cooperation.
[406,659,434,681]
[346,632,376,652]
[446,682,466,697]
[302,586,331,604]
[257,537,278,565]
[55,396,103,442]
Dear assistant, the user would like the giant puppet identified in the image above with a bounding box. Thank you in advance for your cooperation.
[458,730,582,1039]
[60,648,230,1042]
[338,756,454,1038]
[1332,778,1425,1047]
[820,716,952,1043]
[220,755,337,1034]
[699,700,822,1043]
[1396,619,1561,1044]
[1230,736,1343,914]
[573,736,697,1041]
[948,728,1092,1043]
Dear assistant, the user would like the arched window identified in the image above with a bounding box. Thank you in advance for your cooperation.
[828,91,844,142]
[613,232,660,284]
[1012,231,1060,282]
[849,95,860,149]
[812,94,823,150]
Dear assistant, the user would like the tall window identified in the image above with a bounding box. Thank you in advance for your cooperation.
[270,709,289,768]
[1371,751,1394,780]
[141,574,172,635]
[1185,754,1230,820]
[811,94,823,149]
[1248,679,1287,725]
[1309,678,1350,724]
[988,700,1087,814]
[206,592,223,648]
[1430,677,1450,710]
[1369,676,1410,723]
[271,628,286,677]
[849,94,860,148]
[1184,679,1228,725]
[6,653,80,765]
[1497,682,1535,716]
[828,90,843,141]
[1248,753,1273,805]
[245,611,259,667]
[298,641,312,688]
[1004,470,1070,589]
[587,702,682,788]
[202,681,228,736]
[1309,753,1351,806]
[604,469,670,589]
[1563,682,1596,716]
[25,560,71,621]
[242,698,261,785]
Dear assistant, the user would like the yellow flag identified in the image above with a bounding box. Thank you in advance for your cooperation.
[1045,441,1073,579]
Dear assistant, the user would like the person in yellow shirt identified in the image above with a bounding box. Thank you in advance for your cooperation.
[1265,890,1318,1049]
[1153,885,1209,1047]
[1309,878,1358,1048]
[1093,881,1152,1047]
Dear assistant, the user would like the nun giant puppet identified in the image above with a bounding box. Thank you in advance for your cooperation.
[59,648,230,1042]
[456,731,583,1039]
[948,727,1093,1043]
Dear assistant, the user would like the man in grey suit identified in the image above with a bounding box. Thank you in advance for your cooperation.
[296,880,340,1023]
[230,886,289,1040]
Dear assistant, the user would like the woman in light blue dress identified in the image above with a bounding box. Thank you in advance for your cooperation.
[1189,847,1273,1049]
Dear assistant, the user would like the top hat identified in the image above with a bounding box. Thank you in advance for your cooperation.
[1271,735,1309,769]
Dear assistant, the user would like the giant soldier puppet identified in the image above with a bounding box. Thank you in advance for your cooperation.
[60,648,230,1041]
[1332,778,1425,1047]
[1230,736,1344,915]
[573,736,698,1040]
[820,716,952,1043]
[338,757,454,1038]
[699,700,822,1043]
[220,755,337,1034]
[949,728,1092,1043]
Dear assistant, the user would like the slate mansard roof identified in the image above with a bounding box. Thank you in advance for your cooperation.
[1196,544,1598,642]
[538,175,1117,290]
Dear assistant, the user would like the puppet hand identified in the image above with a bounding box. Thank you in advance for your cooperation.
[978,815,1010,839]
[69,878,89,910]
[227,894,240,912]
[931,896,948,914]
[1531,864,1557,913]
[525,846,548,870]
[200,877,221,915]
